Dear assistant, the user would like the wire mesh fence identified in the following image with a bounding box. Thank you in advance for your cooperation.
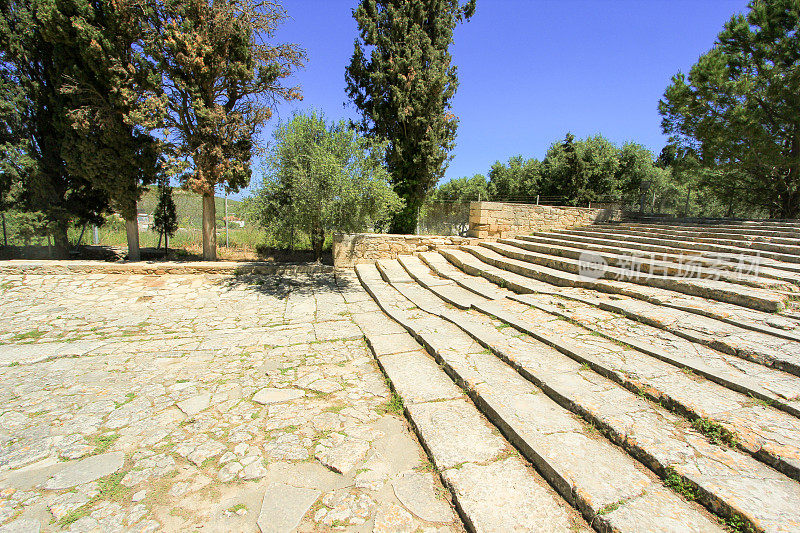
[417,201,471,236]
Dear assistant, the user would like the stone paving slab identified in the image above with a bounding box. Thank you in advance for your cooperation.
[0,260,334,276]
[0,271,460,532]
[359,263,723,533]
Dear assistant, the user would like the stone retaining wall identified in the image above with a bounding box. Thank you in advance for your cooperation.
[0,260,333,275]
[333,234,477,268]
[468,201,619,238]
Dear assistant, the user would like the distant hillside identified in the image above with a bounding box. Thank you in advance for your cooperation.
[136,187,247,228]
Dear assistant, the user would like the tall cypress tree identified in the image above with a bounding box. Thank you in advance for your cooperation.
[44,0,164,261]
[0,0,108,256]
[346,0,475,234]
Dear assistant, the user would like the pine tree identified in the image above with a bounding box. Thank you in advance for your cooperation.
[346,0,475,234]
[152,0,305,260]
[153,180,177,256]
[659,0,800,218]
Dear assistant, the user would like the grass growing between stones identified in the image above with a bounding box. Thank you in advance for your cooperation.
[57,471,130,527]
[11,329,45,342]
[691,418,738,447]
[663,467,699,501]
[745,393,774,408]
[57,505,92,527]
[114,392,136,409]
[377,392,404,416]
[723,513,755,533]
[97,471,129,502]
[90,432,120,454]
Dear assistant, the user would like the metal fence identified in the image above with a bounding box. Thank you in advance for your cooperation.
[417,201,471,236]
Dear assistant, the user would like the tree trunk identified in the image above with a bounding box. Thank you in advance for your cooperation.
[52,221,69,259]
[125,217,141,261]
[781,134,800,219]
[202,193,217,261]
[390,198,421,234]
[312,225,324,262]
[76,223,87,246]
[165,233,169,258]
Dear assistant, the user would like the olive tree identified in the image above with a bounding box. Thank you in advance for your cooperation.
[253,112,403,261]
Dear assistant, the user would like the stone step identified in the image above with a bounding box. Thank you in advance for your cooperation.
[472,241,788,312]
[416,252,507,301]
[422,252,800,418]
[335,269,589,532]
[396,255,800,481]
[378,259,800,533]
[574,289,800,378]
[358,263,725,533]
[489,238,795,295]
[563,226,800,266]
[443,246,800,343]
[575,226,800,264]
[519,233,800,285]
[534,230,800,277]
[623,220,800,230]
[441,247,800,375]
[501,236,798,290]
[614,222,800,241]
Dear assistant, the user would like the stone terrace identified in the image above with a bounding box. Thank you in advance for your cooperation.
[352,219,800,532]
[0,270,461,532]
[4,218,800,532]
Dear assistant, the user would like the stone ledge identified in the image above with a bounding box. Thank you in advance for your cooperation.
[0,260,334,275]
[468,201,620,238]
[333,233,483,268]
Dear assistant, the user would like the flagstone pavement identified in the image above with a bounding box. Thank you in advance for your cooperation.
[0,271,460,533]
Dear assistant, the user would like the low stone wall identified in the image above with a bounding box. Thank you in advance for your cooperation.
[468,201,619,238]
[333,233,477,268]
[0,260,333,275]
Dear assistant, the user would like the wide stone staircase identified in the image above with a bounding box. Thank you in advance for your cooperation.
[341,220,800,532]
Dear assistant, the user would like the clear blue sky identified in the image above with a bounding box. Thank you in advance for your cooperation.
[238,0,749,198]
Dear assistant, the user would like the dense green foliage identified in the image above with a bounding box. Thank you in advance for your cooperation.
[43,0,164,259]
[0,0,109,255]
[346,0,475,233]
[427,174,488,202]
[152,0,305,259]
[487,156,539,201]
[660,0,800,218]
[431,134,667,210]
[252,112,403,260]
[50,0,163,222]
